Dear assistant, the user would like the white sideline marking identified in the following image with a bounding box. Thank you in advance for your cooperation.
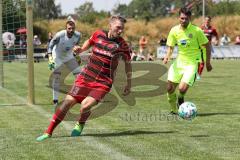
[1,87,133,160]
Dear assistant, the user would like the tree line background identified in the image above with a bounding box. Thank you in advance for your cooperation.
[3,0,240,24]
[2,0,240,44]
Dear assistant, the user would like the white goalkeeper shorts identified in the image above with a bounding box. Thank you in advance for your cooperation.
[53,57,81,75]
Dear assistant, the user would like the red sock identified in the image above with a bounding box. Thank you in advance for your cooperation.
[45,108,67,135]
[198,62,204,75]
[78,111,91,124]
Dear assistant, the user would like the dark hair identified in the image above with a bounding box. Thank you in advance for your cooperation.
[179,7,192,17]
[110,15,127,23]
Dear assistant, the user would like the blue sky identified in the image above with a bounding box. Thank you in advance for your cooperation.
[55,0,132,15]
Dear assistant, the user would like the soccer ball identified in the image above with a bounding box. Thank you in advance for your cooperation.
[178,102,197,120]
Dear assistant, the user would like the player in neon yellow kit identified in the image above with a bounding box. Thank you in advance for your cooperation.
[163,7,213,114]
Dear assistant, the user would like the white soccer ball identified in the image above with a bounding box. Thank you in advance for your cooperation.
[178,102,197,120]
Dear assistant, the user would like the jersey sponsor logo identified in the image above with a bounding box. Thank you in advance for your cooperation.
[93,48,114,57]
[97,39,119,52]
[180,39,187,46]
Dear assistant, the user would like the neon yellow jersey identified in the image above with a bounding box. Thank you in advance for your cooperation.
[167,23,209,63]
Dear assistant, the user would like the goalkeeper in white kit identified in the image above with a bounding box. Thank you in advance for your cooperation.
[48,16,81,106]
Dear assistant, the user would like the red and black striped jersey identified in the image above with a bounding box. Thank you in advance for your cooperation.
[201,24,218,41]
[80,30,131,88]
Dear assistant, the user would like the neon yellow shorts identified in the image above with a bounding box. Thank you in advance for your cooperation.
[168,60,198,86]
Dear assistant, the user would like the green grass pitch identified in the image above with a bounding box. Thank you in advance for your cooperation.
[0,60,240,160]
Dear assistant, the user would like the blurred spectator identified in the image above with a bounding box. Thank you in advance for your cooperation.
[19,35,27,48]
[158,36,167,46]
[136,54,145,61]
[5,34,15,50]
[48,32,53,43]
[5,34,15,62]
[147,53,155,61]
[46,32,54,58]
[235,35,240,45]
[131,50,138,61]
[33,35,42,47]
[131,50,145,61]
[220,34,231,46]
[47,32,53,48]
[139,36,148,59]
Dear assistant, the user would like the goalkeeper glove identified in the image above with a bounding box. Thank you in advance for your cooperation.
[48,56,55,70]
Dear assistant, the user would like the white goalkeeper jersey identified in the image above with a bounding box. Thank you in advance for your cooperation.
[48,30,81,62]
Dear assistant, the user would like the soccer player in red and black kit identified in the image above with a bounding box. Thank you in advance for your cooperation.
[198,16,218,79]
[36,15,132,142]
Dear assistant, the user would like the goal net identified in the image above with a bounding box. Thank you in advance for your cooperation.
[0,0,30,106]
